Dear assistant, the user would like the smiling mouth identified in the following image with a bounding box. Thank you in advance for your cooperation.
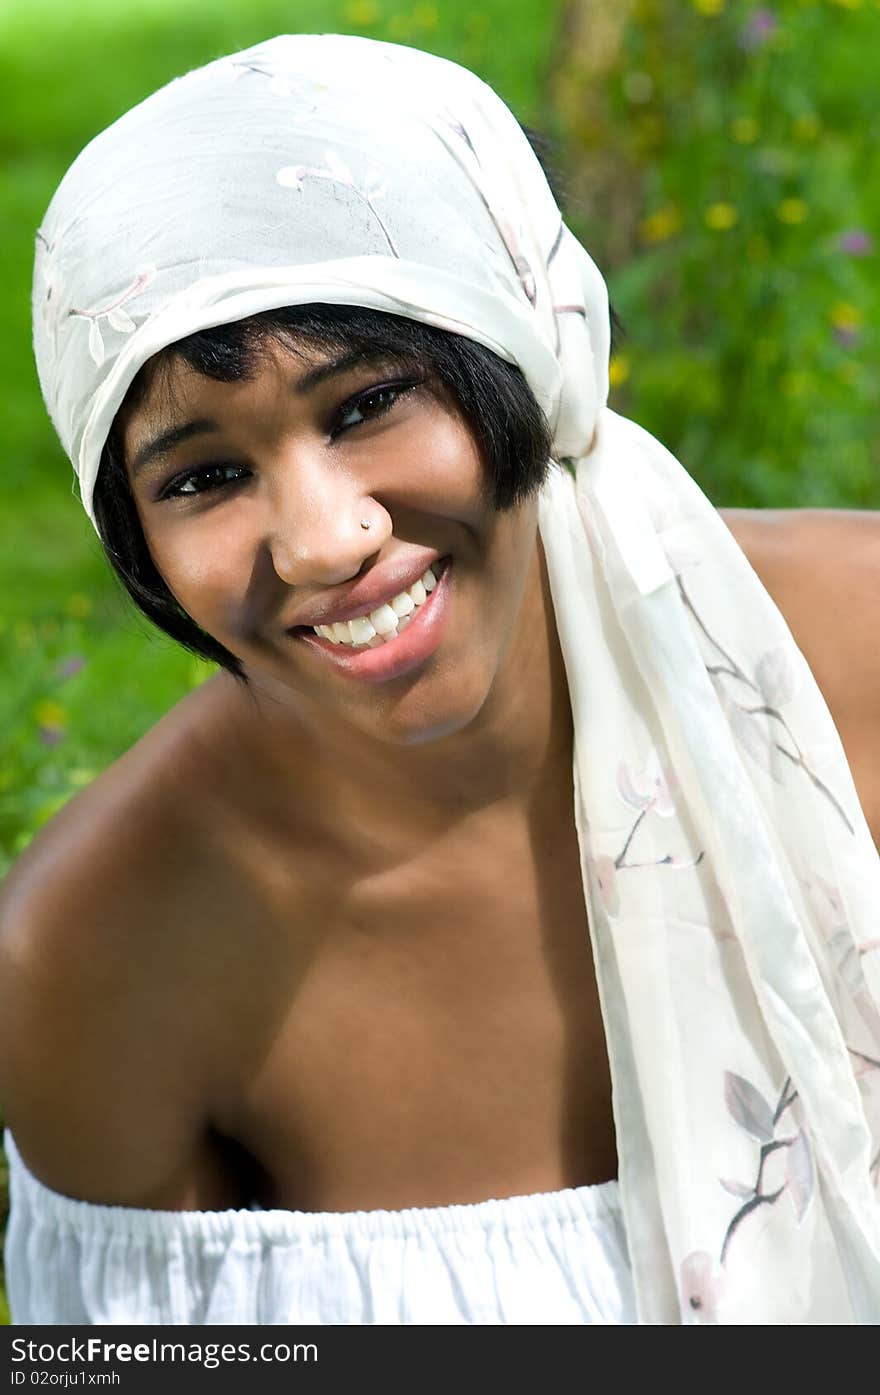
[290,557,451,649]
[287,555,453,684]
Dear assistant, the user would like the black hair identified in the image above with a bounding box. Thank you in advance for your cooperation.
[92,130,624,686]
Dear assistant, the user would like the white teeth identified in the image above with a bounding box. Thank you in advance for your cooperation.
[311,564,443,648]
[390,590,415,618]
[348,615,377,644]
[369,602,399,635]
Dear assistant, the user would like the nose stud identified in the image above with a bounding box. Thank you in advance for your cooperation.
[360,519,372,530]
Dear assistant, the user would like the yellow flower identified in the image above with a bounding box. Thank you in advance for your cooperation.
[609,355,631,388]
[830,302,862,330]
[412,2,438,27]
[731,116,759,144]
[640,204,682,244]
[792,113,820,140]
[827,0,861,9]
[693,0,725,13]
[64,592,92,619]
[777,198,808,224]
[68,768,96,787]
[33,699,68,729]
[343,0,380,24]
[780,371,809,398]
[704,202,738,231]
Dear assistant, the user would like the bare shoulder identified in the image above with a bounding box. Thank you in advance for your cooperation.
[0,673,254,1206]
[719,507,880,840]
[719,507,880,706]
[718,504,880,574]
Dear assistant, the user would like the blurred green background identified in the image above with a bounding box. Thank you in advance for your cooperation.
[0,0,877,1324]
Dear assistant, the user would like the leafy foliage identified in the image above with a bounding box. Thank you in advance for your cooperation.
[552,0,879,508]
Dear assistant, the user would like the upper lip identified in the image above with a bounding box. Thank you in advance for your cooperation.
[286,554,448,630]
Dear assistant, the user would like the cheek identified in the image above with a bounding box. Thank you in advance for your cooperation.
[142,515,251,632]
[386,407,489,516]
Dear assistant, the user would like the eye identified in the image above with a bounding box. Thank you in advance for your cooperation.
[332,381,417,437]
[160,464,249,500]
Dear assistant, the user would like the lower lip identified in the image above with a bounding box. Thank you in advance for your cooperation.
[290,559,453,684]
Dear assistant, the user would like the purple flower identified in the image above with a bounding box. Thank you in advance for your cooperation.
[834,326,861,349]
[838,229,873,257]
[38,725,65,746]
[56,654,87,680]
[740,8,778,51]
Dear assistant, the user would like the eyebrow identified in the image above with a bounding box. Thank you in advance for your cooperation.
[130,419,218,477]
[129,348,410,478]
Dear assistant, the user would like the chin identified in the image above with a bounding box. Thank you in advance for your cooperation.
[352,672,494,750]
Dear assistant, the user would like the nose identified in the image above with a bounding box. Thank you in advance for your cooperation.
[265,452,390,587]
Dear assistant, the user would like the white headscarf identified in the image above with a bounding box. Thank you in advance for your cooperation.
[32,34,880,1323]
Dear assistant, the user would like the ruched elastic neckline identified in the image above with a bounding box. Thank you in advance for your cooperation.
[4,1130,620,1243]
[4,1130,635,1324]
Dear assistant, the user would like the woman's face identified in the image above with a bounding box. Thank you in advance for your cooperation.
[122,334,544,748]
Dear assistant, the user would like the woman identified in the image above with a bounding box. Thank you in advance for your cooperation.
[2,34,879,1325]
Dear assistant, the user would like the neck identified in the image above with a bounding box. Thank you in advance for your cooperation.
[220,535,574,853]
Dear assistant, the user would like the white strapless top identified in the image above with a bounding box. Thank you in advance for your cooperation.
[4,1131,637,1325]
